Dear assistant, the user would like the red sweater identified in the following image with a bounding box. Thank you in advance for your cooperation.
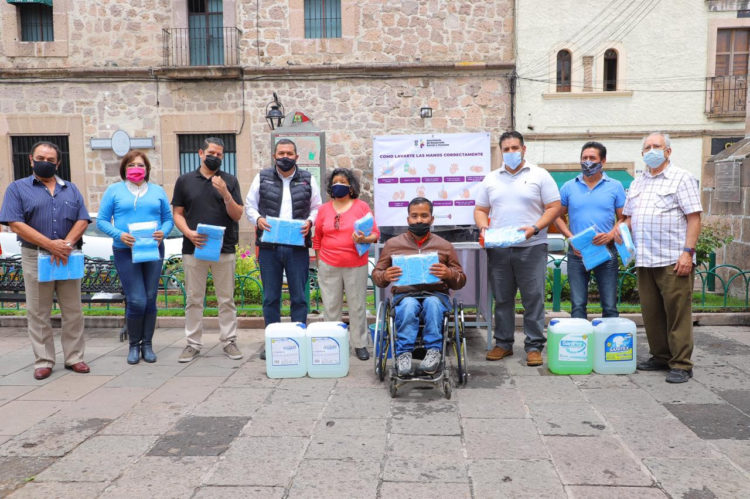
[313,199,380,267]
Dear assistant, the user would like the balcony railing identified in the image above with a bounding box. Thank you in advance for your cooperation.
[706,75,747,118]
[162,27,241,67]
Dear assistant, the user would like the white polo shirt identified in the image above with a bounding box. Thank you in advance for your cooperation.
[475,160,560,247]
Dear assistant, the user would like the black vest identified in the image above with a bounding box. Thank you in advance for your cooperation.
[256,167,313,247]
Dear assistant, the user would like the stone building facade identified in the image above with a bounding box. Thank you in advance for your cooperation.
[0,0,514,245]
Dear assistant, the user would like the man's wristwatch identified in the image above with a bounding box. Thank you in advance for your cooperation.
[683,247,695,256]
[532,225,540,236]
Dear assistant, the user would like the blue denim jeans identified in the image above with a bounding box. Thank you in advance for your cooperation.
[394,293,450,356]
[113,245,164,318]
[259,245,309,325]
[566,249,619,319]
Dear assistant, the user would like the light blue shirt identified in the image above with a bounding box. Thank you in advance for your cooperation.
[560,173,626,236]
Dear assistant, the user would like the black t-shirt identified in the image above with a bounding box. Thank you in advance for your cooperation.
[171,169,243,254]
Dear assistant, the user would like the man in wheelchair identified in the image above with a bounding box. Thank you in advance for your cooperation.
[372,197,466,376]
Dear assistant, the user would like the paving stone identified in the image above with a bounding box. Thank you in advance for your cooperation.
[191,387,271,417]
[334,362,385,388]
[144,376,225,404]
[148,416,250,457]
[469,459,566,498]
[718,389,750,415]
[100,456,218,499]
[711,439,750,473]
[545,435,653,486]
[0,366,68,386]
[19,374,113,401]
[306,431,386,461]
[222,363,281,388]
[176,354,246,378]
[608,416,713,459]
[270,385,333,404]
[584,388,673,419]
[630,371,726,404]
[565,485,668,498]
[0,457,55,497]
[35,435,156,482]
[463,418,547,460]
[695,332,750,356]
[105,364,186,389]
[287,458,380,498]
[241,417,318,437]
[314,418,386,436]
[571,374,639,389]
[8,481,108,498]
[193,486,285,498]
[384,456,468,482]
[276,377,338,391]
[643,457,750,498]
[0,416,111,457]
[514,376,588,404]
[527,402,609,436]
[697,365,750,392]
[99,402,192,436]
[0,350,35,376]
[390,399,461,435]
[253,399,327,420]
[85,354,136,375]
[206,436,307,486]
[664,403,750,440]
[456,387,528,419]
[324,388,392,419]
[0,401,69,435]
[388,434,464,460]
[379,481,471,498]
[55,386,152,420]
[460,364,513,388]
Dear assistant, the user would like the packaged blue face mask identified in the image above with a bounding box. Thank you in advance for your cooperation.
[260,217,306,247]
[353,213,374,257]
[569,226,613,271]
[194,223,226,262]
[484,226,527,248]
[129,221,160,263]
[37,251,84,282]
[392,252,440,286]
[614,224,635,267]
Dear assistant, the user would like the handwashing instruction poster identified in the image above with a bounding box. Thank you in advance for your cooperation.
[373,132,490,226]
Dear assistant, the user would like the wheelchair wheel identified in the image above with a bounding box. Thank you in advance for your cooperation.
[374,300,389,382]
[389,378,398,398]
[443,378,452,399]
[452,300,468,386]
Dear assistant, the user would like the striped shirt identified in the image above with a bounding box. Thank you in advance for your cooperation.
[0,175,90,247]
[622,163,701,267]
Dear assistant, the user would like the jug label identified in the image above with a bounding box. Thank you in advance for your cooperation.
[559,334,588,362]
[605,333,633,361]
[311,337,340,365]
[271,338,300,366]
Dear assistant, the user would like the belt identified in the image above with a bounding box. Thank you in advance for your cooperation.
[20,242,39,250]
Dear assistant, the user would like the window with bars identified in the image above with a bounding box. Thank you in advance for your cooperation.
[603,49,618,91]
[556,50,571,92]
[304,0,341,39]
[11,136,71,181]
[178,134,237,177]
[19,4,54,42]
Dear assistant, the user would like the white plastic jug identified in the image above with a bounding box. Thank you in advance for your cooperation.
[306,322,349,378]
[265,322,307,378]
[592,317,637,374]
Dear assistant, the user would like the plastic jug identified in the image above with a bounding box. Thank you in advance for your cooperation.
[592,317,637,374]
[547,318,593,375]
[265,322,307,378]
[306,322,349,378]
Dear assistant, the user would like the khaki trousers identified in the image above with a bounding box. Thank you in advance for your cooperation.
[637,265,694,370]
[317,261,369,349]
[21,247,85,369]
[183,253,237,349]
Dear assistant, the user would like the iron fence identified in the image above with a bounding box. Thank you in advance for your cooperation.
[162,27,241,67]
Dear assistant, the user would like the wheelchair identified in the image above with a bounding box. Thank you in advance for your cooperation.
[373,293,468,399]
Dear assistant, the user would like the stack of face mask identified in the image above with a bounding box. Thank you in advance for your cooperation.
[194,223,226,262]
[129,221,160,263]
[38,251,84,282]
[392,252,440,286]
[261,217,305,247]
[614,224,635,267]
[353,213,374,257]
[570,226,612,271]
[483,227,527,248]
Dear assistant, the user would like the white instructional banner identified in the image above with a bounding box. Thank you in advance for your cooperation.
[373,132,490,226]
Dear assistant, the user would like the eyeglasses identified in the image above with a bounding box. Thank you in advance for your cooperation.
[334,213,341,231]
[127,163,146,168]
[642,146,665,153]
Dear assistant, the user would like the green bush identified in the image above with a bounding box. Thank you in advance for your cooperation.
[696,220,733,268]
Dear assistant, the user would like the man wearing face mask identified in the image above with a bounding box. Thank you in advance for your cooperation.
[474,131,562,367]
[0,141,91,380]
[245,139,322,360]
[618,132,702,384]
[372,197,466,376]
[172,137,245,363]
[553,141,626,319]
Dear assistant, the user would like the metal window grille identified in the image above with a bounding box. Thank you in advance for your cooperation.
[19,4,54,42]
[304,0,342,39]
[11,136,71,181]
[178,134,237,177]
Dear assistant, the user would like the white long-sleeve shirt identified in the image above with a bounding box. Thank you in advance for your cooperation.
[244,167,321,224]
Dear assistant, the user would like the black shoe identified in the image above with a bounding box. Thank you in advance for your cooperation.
[636,357,669,371]
[355,347,370,361]
[259,349,266,360]
[665,368,693,383]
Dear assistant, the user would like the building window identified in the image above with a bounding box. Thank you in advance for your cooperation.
[18,4,54,42]
[11,136,70,181]
[178,134,237,177]
[305,0,342,39]
[556,50,571,92]
[716,28,750,76]
[188,0,224,66]
[603,49,618,91]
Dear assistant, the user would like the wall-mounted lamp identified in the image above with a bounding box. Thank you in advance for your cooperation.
[420,107,433,119]
[265,92,285,130]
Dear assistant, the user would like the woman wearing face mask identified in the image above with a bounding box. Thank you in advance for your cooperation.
[97,151,174,365]
[313,168,380,361]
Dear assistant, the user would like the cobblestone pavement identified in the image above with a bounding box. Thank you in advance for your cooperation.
[0,324,749,498]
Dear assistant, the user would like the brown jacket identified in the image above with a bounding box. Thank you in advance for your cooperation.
[372,231,466,296]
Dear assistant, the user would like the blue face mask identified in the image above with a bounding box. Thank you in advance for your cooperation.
[580,160,603,177]
[643,148,665,169]
[330,183,351,198]
[503,151,523,169]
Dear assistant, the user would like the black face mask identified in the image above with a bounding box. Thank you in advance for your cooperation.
[33,160,57,179]
[204,155,222,171]
[408,222,431,237]
[276,157,296,172]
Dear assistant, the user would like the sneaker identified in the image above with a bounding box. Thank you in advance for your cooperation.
[419,348,441,374]
[665,368,693,383]
[396,352,413,377]
[223,341,243,360]
[178,345,200,363]
[486,346,513,361]
[637,357,669,371]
